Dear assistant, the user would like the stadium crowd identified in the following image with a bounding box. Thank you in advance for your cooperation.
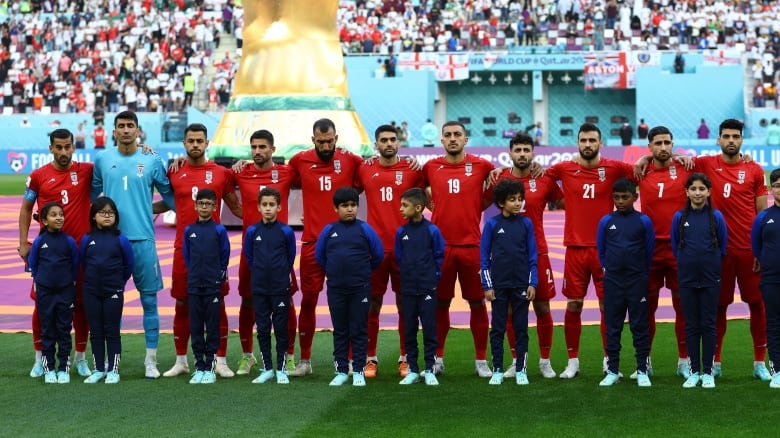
[1,0,780,114]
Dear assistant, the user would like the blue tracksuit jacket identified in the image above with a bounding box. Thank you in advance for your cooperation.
[243,220,297,295]
[480,213,539,291]
[394,218,446,294]
[315,219,384,290]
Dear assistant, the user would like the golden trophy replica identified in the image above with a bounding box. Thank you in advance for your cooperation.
[209,0,372,160]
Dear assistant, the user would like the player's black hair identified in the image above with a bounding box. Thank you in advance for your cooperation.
[184,123,208,138]
[578,122,602,140]
[49,128,73,145]
[250,129,274,145]
[313,118,336,134]
[718,118,744,136]
[509,132,534,149]
[647,125,673,142]
[374,124,398,140]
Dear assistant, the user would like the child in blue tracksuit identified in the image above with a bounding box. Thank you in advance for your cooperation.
[480,179,538,386]
[243,187,297,385]
[315,187,384,387]
[28,202,79,384]
[395,188,445,386]
[183,189,231,384]
[751,168,780,389]
[672,173,728,389]
[596,178,655,387]
[80,197,134,384]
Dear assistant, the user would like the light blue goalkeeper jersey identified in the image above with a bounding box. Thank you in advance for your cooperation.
[91,147,175,241]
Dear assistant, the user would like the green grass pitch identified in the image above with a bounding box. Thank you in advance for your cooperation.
[0,322,775,437]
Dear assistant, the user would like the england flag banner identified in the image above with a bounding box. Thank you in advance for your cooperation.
[398,52,437,71]
[435,53,469,81]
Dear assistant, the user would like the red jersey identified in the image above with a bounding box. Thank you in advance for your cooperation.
[355,160,424,251]
[694,155,768,250]
[93,127,106,148]
[232,163,296,226]
[288,148,363,242]
[546,158,633,247]
[488,169,563,254]
[639,162,692,240]
[168,161,234,248]
[422,154,494,245]
[25,161,93,241]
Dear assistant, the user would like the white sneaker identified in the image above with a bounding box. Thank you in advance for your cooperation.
[163,362,190,377]
[503,363,517,378]
[215,362,235,378]
[289,360,312,377]
[145,361,160,379]
[539,359,556,378]
[432,357,445,376]
[475,360,492,378]
[559,358,579,379]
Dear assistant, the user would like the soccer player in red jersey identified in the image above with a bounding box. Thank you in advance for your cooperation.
[487,133,564,379]
[354,124,424,378]
[545,123,633,379]
[691,119,770,381]
[159,123,242,379]
[638,126,694,379]
[422,121,495,378]
[18,128,92,378]
[231,129,299,376]
[287,118,363,377]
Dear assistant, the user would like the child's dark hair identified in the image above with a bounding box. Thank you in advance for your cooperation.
[196,188,217,202]
[258,187,281,204]
[492,178,525,209]
[40,202,63,230]
[677,173,719,250]
[89,196,121,234]
[333,187,359,207]
[612,177,636,194]
[401,187,427,207]
[770,168,780,185]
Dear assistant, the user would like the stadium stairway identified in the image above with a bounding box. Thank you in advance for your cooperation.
[195,32,238,110]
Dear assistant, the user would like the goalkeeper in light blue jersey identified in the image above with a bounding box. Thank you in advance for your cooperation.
[91,111,175,379]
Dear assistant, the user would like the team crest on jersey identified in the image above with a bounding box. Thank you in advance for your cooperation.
[669,165,678,180]
[528,179,537,192]
[70,171,79,186]
[395,171,404,186]
[598,167,606,182]
[334,160,342,174]
[271,169,279,183]
[136,164,145,177]
[205,170,213,185]
[465,162,472,176]
[737,170,746,184]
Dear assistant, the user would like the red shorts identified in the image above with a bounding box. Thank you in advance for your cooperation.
[720,247,762,305]
[534,254,557,301]
[300,242,325,296]
[648,240,678,294]
[561,246,604,300]
[437,245,483,302]
[370,252,400,298]
[238,253,299,299]
[171,247,229,299]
